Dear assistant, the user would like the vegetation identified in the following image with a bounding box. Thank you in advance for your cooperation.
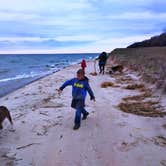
[109,47,166,93]
[128,32,166,48]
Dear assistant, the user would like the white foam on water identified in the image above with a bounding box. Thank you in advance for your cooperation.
[0,71,52,83]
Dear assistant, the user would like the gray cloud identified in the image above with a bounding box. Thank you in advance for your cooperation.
[0,0,165,52]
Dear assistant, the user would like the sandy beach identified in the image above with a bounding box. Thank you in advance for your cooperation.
[0,60,166,166]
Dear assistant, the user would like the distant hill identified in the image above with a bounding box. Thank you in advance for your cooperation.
[128,32,166,48]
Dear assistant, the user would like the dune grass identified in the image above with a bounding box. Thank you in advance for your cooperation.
[118,101,166,118]
[101,82,115,88]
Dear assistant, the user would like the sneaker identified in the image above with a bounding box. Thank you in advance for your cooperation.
[82,112,89,120]
[73,124,80,130]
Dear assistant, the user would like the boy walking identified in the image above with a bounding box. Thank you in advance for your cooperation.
[58,69,95,130]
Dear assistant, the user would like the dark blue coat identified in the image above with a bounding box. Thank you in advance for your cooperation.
[60,77,95,100]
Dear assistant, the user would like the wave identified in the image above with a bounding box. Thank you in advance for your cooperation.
[46,62,68,68]
[0,71,51,83]
[0,62,70,83]
[0,56,97,83]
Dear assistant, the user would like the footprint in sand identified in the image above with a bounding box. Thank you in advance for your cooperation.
[57,116,63,119]
[121,113,129,118]
[32,106,37,111]
[116,141,139,152]
[43,97,52,103]
[117,122,127,127]
[162,124,166,130]
[161,160,166,166]
[39,111,49,116]
[31,93,37,96]
[0,148,16,166]
[153,136,166,147]
[38,86,42,89]
[14,113,25,120]
[33,120,61,136]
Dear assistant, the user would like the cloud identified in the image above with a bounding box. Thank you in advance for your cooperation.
[55,35,100,42]
[0,0,92,13]
[0,37,50,42]
[0,33,158,53]
[0,36,93,51]
[0,11,40,21]
[0,0,165,53]
[107,11,166,20]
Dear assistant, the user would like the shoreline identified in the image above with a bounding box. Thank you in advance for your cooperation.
[0,68,60,98]
[0,60,90,99]
[0,53,97,98]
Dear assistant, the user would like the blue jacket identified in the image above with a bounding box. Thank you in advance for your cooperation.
[60,77,95,100]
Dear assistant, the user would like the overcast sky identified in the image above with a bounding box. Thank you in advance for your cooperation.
[0,0,165,53]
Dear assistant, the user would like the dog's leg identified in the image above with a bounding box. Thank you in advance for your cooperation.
[5,108,13,125]
[0,124,3,130]
[7,112,13,125]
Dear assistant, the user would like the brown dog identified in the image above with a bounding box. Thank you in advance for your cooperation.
[0,106,13,129]
[109,65,124,74]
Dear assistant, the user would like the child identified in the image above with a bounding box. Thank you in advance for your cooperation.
[81,59,87,72]
[58,69,95,130]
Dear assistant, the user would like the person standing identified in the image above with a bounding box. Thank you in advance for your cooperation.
[81,59,87,72]
[98,52,107,74]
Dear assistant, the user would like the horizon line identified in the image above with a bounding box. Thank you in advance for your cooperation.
[0,52,100,55]
[0,49,113,54]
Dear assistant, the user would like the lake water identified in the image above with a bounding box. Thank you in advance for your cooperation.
[0,53,98,97]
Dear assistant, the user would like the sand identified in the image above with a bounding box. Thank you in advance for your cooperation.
[0,61,166,166]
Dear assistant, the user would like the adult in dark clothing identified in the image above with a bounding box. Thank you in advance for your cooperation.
[98,52,107,74]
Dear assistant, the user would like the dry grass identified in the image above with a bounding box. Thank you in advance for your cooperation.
[123,88,152,101]
[109,47,166,93]
[162,124,166,129]
[118,101,166,117]
[123,92,152,102]
[115,76,134,84]
[101,81,119,88]
[90,72,97,76]
[120,85,163,117]
[125,83,145,90]
[153,136,166,147]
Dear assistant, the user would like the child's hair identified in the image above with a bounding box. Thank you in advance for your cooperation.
[77,69,85,75]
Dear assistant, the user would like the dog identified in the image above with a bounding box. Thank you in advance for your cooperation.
[0,106,13,130]
[109,65,124,74]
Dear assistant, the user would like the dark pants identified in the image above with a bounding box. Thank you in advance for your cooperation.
[82,67,85,72]
[99,63,105,74]
[75,107,88,125]
[71,99,88,125]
